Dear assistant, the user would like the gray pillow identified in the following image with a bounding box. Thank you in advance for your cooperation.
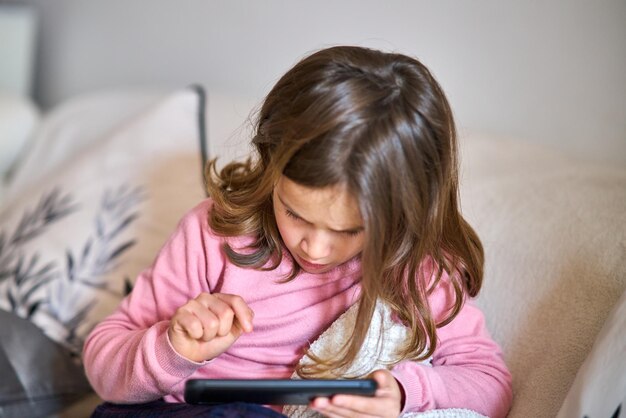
[0,310,92,417]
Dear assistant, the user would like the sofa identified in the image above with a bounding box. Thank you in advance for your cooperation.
[0,88,624,418]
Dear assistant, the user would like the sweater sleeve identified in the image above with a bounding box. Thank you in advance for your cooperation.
[82,200,222,403]
[390,274,513,418]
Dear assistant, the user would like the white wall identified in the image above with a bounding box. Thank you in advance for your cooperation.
[16,0,626,165]
[0,5,36,96]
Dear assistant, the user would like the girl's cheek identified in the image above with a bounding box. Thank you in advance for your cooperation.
[276,218,300,248]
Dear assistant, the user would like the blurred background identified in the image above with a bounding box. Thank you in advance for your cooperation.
[1,0,625,165]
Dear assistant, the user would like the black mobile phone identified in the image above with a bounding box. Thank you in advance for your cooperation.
[184,378,378,405]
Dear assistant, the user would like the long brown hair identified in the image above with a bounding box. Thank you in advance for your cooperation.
[205,46,484,377]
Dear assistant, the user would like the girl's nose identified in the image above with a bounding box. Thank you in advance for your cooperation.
[300,230,331,260]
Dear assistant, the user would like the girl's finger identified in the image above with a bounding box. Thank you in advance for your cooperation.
[173,310,204,340]
[181,298,220,341]
[195,294,235,337]
[369,369,404,405]
[214,293,255,332]
[312,396,380,418]
[329,394,389,417]
[370,369,392,389]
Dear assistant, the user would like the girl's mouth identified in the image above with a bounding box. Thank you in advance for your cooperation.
[296,255,329,271]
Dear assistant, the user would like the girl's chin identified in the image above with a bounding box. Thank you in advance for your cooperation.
[301,265,334,274]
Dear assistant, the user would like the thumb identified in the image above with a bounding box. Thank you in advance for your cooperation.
[370,369,391,388]
[369,369,405,410]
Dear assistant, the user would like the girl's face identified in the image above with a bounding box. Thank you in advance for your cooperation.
[273,176,365,274]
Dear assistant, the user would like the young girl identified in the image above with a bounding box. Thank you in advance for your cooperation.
[83,46,512,417]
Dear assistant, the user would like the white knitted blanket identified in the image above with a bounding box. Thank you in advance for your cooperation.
[284,300,486,418]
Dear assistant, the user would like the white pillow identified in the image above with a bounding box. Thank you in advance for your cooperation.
[556,289,626,418]
[4,89,167,200]
[0,87,208,352]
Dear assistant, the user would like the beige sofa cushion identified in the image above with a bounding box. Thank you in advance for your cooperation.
[460,133,626,417]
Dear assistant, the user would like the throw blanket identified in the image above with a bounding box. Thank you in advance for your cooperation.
[284,300,486,418]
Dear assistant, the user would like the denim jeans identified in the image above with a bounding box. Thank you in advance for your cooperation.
[91,399,287,417]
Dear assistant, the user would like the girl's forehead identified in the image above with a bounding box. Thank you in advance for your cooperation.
[275,176,363,230]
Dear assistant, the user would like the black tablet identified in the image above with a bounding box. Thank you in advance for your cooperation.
[184,378,377,405]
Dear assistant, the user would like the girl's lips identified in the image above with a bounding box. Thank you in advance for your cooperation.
[296,255,329,271]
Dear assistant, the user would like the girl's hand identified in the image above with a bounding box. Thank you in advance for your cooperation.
[311,369,404,418]
[167,292,254,363]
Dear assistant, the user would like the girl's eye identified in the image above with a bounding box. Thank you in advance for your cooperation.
[285,209,362,237]
[285,210,302,221]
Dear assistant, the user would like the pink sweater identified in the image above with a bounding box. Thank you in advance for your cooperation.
[83,199,512,417]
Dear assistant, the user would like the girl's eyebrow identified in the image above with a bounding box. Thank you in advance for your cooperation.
[276,193,364,234]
